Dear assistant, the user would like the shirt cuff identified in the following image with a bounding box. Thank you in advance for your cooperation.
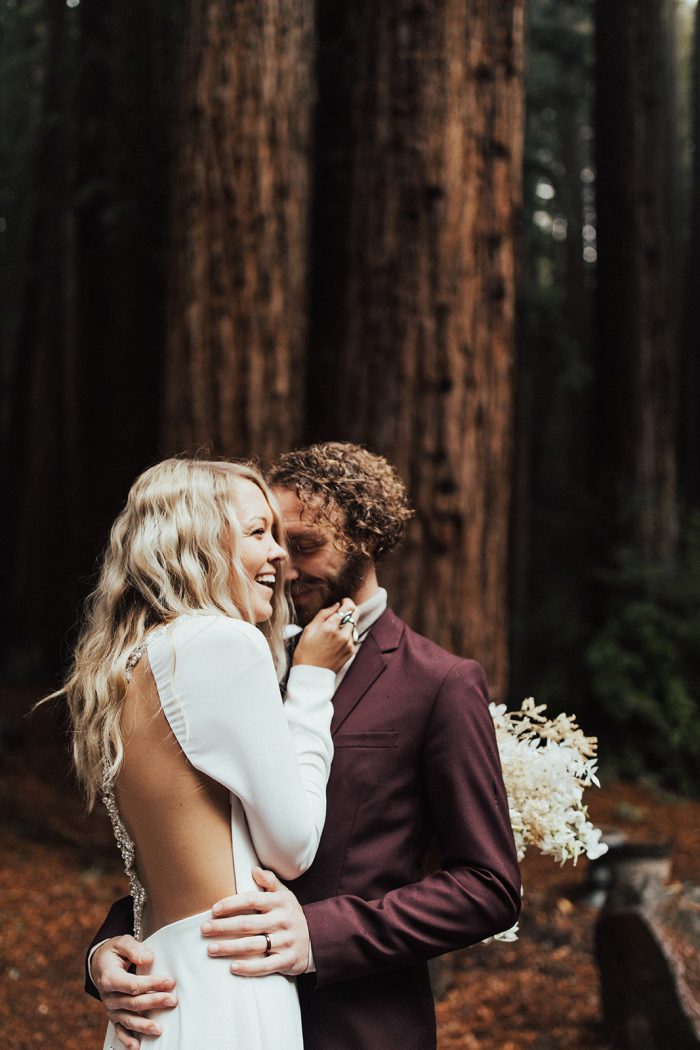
[305,943,316,973]
[87,940,108,988]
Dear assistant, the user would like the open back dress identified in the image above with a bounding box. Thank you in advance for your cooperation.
[101,613,334,1050]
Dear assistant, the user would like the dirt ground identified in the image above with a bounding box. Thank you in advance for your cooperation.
[2,691,699,1049]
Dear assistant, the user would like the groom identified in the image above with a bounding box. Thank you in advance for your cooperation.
[87,442,521,1050]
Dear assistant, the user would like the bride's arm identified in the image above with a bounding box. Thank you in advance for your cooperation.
[85,612,341,1044]
[150,614,335,879]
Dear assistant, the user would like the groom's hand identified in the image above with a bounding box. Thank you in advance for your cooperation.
[201,867,311,977]
[91,935,177,1050]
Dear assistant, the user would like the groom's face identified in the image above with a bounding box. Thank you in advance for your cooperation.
[273,486,368,625]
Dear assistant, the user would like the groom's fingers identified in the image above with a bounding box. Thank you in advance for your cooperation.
[208,934,270,957]
[229,952,297,977]
[110,1008,162,1039]
[100,970,176,997]
[113,1022,142,1050]
[210,889,272,917]
[202,910,276,942]
[103,990,178,1014]
[252,865,282,892]
[104,934,153,967]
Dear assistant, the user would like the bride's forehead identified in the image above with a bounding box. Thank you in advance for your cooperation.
[231,477,272,518]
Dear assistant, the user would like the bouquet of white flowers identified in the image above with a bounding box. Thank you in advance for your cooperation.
[487,697,608,942]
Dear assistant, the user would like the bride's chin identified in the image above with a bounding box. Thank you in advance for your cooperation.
[253,600,274,624]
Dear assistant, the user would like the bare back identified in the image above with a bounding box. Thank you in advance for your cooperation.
[116,656,237,938]
[102,613,334,947]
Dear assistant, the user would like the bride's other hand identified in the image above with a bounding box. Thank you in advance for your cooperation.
[292,598,357,673]
[92,935,177,1049]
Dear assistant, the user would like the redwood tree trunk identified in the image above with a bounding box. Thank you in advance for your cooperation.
[163,0,314,462]
[311,1,526,697]
[595,0,680,563]
[4,0,177,671]
[681,2,700,509]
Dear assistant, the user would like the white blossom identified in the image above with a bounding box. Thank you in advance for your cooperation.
[486,697,607,944]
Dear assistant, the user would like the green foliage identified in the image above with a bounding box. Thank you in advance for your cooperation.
[585,518,700,794]
[513,0,700,800]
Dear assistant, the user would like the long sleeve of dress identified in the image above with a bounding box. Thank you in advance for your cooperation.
[147,614,335,881]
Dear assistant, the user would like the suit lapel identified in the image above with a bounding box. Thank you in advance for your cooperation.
[331,608,404,735]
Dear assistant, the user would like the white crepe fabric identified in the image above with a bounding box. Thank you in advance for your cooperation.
[102,613,335,1050]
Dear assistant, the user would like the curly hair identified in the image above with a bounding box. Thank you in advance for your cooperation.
[268,442,414,561]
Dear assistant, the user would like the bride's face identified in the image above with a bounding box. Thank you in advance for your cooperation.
[230,477,287,623]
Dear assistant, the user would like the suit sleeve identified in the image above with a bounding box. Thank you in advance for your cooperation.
[84,896,133,999]
[302,659,521,986]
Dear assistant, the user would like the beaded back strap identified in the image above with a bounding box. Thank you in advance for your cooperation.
[101,643,148,940]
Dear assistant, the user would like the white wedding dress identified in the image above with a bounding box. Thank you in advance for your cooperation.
[101,614,334,1050]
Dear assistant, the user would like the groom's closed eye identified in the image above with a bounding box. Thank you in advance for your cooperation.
[287,539,323,555]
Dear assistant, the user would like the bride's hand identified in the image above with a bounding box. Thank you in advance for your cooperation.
[292,598,358,673]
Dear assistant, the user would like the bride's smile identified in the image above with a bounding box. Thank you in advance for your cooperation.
[230,476,287,623]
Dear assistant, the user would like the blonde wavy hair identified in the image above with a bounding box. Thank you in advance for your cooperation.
[54,458,289,809]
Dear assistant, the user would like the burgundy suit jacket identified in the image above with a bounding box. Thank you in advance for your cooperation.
[87,609,521,1049]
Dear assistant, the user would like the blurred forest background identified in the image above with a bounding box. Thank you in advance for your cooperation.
[2,0,700,794]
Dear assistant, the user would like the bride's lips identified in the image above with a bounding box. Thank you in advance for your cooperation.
[255,573,276,594]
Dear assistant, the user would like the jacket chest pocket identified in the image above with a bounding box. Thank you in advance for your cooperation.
[330,732,400,799]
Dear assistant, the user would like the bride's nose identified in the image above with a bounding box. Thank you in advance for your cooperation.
[269,539,287,563]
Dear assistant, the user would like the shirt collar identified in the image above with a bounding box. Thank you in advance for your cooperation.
[354,587,388,639]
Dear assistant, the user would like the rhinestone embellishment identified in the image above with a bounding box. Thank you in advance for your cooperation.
[101,643,149,941]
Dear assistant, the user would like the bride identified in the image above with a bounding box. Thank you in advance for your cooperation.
[57,458,356,1049]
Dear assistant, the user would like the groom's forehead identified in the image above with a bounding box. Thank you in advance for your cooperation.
[272,485,348,541]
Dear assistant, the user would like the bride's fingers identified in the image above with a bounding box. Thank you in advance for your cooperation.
[323,598,355,624]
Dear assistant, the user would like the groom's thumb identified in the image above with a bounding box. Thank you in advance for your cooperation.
[252,865,280,892]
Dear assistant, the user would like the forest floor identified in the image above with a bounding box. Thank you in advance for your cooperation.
[2,689,700,1049]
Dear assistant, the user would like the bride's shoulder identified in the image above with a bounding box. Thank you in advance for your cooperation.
[152,612,269,660]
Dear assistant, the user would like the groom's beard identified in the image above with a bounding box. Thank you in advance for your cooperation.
[289,552,369,626]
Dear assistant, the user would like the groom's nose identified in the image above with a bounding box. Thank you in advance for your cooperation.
[284,563,300,582]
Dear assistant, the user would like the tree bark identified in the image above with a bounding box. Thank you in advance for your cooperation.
[3,0,178,672]
[595,0,680,563]
[163,0,314,462]
[311,1,526,697]
[3,0,81,670]
[509,0,596,705]
[680,1,700,509]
